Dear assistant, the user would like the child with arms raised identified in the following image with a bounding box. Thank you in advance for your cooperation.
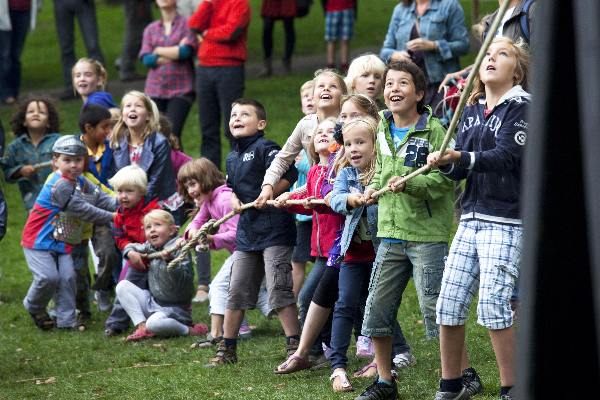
[104,165,162,336]
[1,97,60,212]
[206,98,300,367]
[21,136,117,330]
[428,37,530,400]
[117,209,208,341]
[356,60,456,400]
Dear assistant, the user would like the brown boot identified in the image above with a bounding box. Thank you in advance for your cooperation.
[285,337,300,357]
[205,339,237,368]
[258,58,272,78]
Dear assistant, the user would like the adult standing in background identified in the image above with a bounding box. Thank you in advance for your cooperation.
[188,0,251,169]
[176,0,202,17]
[52,0,106,99]
[259,0,296,77]
[119,0,153,82]
[0,0,41,105]
[380,0,469,111]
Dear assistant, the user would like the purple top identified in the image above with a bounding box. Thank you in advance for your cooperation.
[187,185,239,253]
[140,14,197,98]
[170,149,192,177]
[320,151,339,198]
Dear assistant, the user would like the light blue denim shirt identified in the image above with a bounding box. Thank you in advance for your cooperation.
[329,167,376,258]
[380,0,469,84]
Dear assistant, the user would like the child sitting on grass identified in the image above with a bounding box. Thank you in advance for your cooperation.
[21,135,117,330]
[104,165,161,337]
[206,98,299,367]
[117,209,208,341]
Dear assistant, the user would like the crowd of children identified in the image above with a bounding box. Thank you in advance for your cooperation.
[1,27,530,399]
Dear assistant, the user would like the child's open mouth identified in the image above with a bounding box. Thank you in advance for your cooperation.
[390,95,403,103]
[128,114,138,121]
[320,93,332,100]
[486,65,496,71]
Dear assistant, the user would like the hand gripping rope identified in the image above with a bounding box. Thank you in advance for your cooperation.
[370,0,512,200]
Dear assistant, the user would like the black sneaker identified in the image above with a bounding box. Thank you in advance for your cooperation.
[462,368,483,396]
[434,387,471,400]
[354,379,398,400]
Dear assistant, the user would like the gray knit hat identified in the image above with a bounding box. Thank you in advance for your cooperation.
[52,135,87,156]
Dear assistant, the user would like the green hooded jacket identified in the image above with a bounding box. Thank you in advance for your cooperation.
[370,108,454,242]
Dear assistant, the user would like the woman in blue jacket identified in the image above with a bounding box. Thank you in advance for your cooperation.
[380,0,469,111]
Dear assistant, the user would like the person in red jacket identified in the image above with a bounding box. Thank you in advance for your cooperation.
[188,0,251,169]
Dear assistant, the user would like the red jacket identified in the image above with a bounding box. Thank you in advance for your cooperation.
[113,197,161,251]
[286,165,344,258]
[188,0,251,67]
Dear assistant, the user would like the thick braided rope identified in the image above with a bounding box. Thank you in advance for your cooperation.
[371,0,512,199]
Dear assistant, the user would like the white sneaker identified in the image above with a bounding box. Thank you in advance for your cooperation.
[393,351,416,369]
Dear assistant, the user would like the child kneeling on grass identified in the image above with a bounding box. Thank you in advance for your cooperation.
[117,209,208,341]
[21,135,117,330]
[206,98,300,367]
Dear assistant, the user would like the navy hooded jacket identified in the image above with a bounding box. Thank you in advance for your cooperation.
[226,131,297,251]
[441,85,530,223]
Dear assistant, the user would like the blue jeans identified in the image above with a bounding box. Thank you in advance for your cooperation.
[329,262,371,370]
[196,65,245,169]
[52,0,105,90]
[0,10,30,100]
[297,257,331,355]
[362,241,447,339]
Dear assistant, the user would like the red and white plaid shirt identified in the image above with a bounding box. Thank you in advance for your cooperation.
[140,14,197,99]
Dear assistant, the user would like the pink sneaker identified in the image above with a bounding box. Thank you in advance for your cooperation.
[188,323,209,336]
[356,336,375,359]
[126,325,156,342]
[238,319,252,339]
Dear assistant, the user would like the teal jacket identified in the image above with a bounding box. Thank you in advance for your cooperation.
[371,108,454,242]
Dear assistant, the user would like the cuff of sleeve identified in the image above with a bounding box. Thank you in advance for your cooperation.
[178,45,192,59]
[439,163,455,175]
[141,53,158,68]
[457,151,475,170]
[437,40,453,60]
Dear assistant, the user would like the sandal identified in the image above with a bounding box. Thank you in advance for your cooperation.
[353,361,378,378]
[191,334,222,349]
[330,368,353,392]
[125,325,156,342]
[29,311,55,331]
[274,354,310,374]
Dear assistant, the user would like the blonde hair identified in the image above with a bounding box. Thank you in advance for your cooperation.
[468,37,530,105]
[332,117,378,186]
[110,90,161,148]
[300,80,314,94]
[340,94,380,121]
[313,68,348,95]
[72,58,108,91]
[307,117,337,164]
[109,164,148,194]
[345,54,386,95]
[143,209,175,227]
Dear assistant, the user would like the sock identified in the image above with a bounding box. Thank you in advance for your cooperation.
[224,337,237,347]
[440,378,463,393]
[500,386,513,396]
[286,335,300,344]
[377,377,393,386]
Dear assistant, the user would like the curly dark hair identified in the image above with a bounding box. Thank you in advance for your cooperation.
[10,96,60,136]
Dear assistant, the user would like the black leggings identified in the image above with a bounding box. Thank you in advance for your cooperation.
[153,93,195,141]
[262,17,295,61]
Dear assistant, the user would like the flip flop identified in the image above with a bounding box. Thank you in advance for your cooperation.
[353,361,378,378]
[330,369,353,392]
[274,354,310,374]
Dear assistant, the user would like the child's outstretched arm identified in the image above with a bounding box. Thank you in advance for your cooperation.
[52,179,115,225]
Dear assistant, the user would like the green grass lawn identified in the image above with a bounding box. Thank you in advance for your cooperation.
[0,1,507,398]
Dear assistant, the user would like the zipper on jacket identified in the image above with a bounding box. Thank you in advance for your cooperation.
[424,200,432,218]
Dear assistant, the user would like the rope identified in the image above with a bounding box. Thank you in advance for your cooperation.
[371,0,512,200]
[32,161,52,170]
[265,198,326,206]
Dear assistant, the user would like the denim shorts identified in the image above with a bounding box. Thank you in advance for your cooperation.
[362,240,447,338]
[436,219,522,330]
[325,9,355,41]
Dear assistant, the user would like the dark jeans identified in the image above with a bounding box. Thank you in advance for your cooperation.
[262,17,295,61]
[120,0,153,78]
[195,250,211,287]
[196,65,245,169]
[153,93,195,142]
[329,262,371,370]
[0,10,30,100]
[71,241,91,316]
[104,266,147,331]
[90,224,121,291]
[298,257,331,355]
[52,0,105,90]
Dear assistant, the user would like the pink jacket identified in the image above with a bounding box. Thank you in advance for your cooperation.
[187,184,238,253]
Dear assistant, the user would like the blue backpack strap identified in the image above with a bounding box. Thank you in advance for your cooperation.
[520,0,535,43]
